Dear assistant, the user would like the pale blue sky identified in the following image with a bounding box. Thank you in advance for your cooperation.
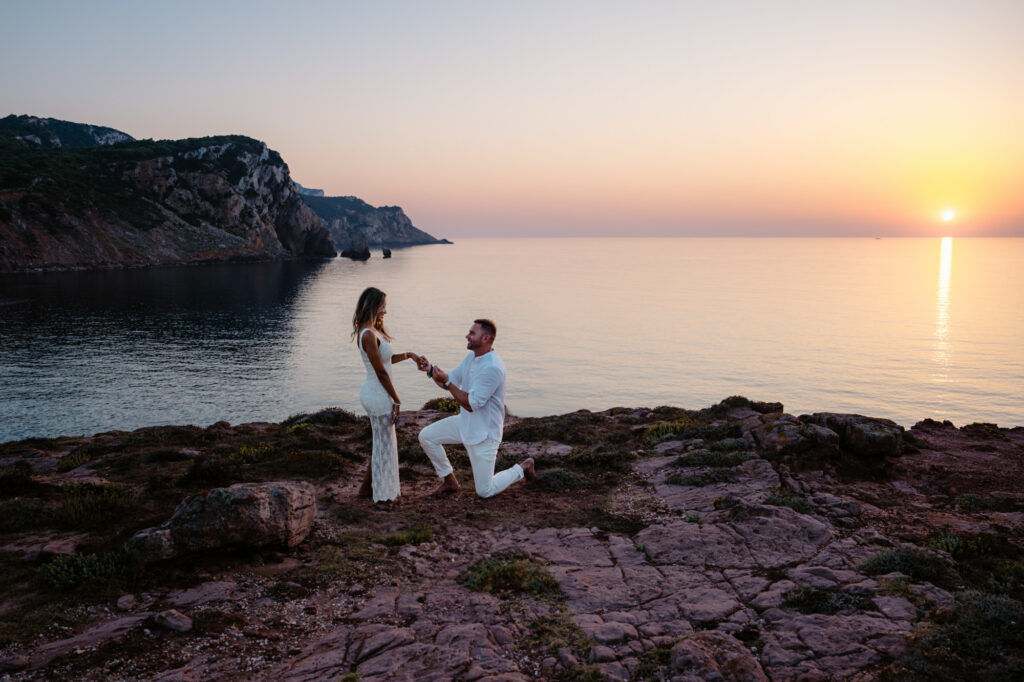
[3,0,1022,237]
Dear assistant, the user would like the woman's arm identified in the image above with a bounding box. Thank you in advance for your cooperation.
[392,352,422,364]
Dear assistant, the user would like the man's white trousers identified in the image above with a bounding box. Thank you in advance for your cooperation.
[418,415,523,498]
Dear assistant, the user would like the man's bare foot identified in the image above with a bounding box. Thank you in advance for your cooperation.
[429,479,460,497]
[521,457,536,481]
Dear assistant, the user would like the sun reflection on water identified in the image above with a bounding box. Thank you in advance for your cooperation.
[933,237,953,380]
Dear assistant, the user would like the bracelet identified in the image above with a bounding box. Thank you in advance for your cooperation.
[444,378,452,389]
[393,402,400,407]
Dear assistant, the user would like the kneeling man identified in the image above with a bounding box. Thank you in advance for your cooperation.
[417,319,535,497]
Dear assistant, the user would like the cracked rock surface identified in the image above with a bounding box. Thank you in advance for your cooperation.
[1,400,1022,680]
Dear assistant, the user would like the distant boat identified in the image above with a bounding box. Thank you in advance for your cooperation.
[382,247,392,258]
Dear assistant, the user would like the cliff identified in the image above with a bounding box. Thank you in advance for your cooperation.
[0,114,135,149]
[301,193,450,255]
[0,119,336,271]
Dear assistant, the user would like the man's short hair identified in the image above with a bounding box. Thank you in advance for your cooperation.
[474,318,497,340]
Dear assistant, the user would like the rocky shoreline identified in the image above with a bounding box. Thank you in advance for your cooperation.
[1,398,1022,680]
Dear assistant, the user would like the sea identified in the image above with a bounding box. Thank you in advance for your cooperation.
[1,237,1022,443]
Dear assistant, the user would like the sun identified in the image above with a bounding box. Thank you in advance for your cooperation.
[940,209,956,222]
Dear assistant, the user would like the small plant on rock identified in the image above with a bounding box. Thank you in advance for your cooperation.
[458,552,560,597]
[858,548,958,587]
[37,552,133,591]
[383,525,434,547]
[674,450,748,468]
[55,483,139,530]
[764,492,813,514]
[666,470,736,487]
[782,587,873,614]
[422,397,459,413]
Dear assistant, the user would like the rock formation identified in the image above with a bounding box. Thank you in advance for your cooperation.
[2,401,1022,680]
[0,118,336,271]
[124,481,317,563]
[301,193,450,258]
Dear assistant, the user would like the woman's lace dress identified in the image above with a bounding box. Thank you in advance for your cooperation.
[358,328,400,502]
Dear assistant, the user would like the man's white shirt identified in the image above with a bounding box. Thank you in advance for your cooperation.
[448,350,506,446]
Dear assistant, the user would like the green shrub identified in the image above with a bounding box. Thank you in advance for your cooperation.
[281,407,362,428]
[422,397,459,413]
[782,587,873,614]
[764,492,813,514]
[227,444,275,465]
[565,443,634,473]
[721,396,783,414]
[929,532,999,561]
[666,470,736,487]
[954,493,998,512]
[713,495,740,510]
[643,417,702,444]
[383,525,434,547]
[54,483,139,530]
[522,607,593,655]
[0,498,52,532]
[37,552,132,590]
[858,548,957,587]
[675,450,748,468]
[56,450,91,472]
[458,553,560,596]
[709,437,749,452]
[120,425,205,448]
[883,591,1024,681]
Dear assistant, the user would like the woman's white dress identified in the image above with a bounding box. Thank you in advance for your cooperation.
[358,328,400,502]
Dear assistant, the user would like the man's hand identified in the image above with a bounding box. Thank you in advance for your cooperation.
[432,367,449,388]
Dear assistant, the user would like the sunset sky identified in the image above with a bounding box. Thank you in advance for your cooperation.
[2,0,1022,238]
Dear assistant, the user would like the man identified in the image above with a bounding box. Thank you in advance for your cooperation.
[417,319,536,497]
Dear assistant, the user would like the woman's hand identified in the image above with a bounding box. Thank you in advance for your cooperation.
[391,402,401,425]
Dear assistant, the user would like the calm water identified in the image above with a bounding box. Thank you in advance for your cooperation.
[1,238,1022,442]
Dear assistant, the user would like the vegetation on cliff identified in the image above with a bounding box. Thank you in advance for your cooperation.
[0,117,335,271]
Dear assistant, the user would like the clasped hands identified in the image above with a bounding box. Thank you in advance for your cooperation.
[414,355,450,389]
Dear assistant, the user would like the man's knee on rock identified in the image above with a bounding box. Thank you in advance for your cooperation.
[475,482,497,499]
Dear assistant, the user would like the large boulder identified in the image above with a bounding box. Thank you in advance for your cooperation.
[748,414,840,462]
[800,413,904,457]
[125,482,316,563]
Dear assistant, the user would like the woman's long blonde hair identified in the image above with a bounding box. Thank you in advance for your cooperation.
[351,286,392,342]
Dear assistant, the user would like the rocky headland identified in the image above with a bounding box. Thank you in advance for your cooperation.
[1,397,1022,681]
[0,115,447,272]
[299,192,451,260]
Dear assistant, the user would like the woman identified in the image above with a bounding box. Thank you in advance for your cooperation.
[352,287,421,503]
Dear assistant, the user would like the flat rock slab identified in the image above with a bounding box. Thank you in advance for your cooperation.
[29,614,151,669]
[655,459,781,512]
[636,506,832,569]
